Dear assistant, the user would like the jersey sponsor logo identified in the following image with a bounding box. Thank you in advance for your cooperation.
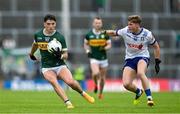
[37,42,48,50]
[127,43,143,50]
[89,39,106,46]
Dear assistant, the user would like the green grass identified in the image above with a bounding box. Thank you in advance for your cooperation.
[0,89,180,114]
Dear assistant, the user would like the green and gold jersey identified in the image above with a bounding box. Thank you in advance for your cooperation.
[34,29,67,68]
[85,29,110,60]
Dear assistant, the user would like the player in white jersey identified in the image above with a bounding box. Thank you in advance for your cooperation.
[104,15,161,106]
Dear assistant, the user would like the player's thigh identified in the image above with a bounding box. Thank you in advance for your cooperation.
[90,63,100,75]
[122,67,136,84]
[43,70,58,83]
[137,59,147,76]
[58,67,74,83]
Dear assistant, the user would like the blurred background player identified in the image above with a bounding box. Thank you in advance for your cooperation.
[29,14,95,109]
[84,17,111,99]
[104,15,161,106]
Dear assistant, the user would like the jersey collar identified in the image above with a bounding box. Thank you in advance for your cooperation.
[43,29,56,36]
[92,28,101,35]
[131,28,143,35]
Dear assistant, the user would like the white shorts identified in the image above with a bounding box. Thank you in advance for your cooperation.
[90,58,108,68]
[41,65,67,75]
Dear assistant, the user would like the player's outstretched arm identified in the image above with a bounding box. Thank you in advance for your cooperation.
[102,30,117,37]
[106,30,117,36]
[102,30,120,40]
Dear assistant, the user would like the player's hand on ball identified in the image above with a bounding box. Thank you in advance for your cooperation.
[29,53,37,61]
[155,58,161,74]
[51,48,62,58]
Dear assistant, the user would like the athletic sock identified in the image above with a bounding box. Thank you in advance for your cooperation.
[145,89,152,100]
[80,91,84,96]
[64,99,72,105]
[135,88,141,96]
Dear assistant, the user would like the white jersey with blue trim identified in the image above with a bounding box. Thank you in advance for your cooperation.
[116,26,156,60]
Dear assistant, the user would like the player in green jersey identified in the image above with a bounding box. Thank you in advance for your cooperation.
[29,14,95,109]
[84,17,111,99]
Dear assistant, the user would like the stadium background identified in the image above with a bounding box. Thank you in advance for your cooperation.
[0,0,180,92]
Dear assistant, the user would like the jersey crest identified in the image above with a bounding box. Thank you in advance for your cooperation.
[45,37,50,42]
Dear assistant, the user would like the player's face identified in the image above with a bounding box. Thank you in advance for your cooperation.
[44,20,56,34]
[93,19,103,30]
[128,21,139,33]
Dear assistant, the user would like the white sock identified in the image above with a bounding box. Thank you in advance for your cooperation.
[81,91,85,96]
[147,96,153,100]
[137,90,142,96]
[65,100,72,105]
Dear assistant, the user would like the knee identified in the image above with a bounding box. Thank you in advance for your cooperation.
[100,76,105,81]
[137,72,145,77]
[66,79,76,87]
[48,79,58,88]
[92,73,100,78]
[45,77,56,84]
[123,82,131,89]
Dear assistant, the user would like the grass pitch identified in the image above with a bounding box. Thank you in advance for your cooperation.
[0,89,180,114]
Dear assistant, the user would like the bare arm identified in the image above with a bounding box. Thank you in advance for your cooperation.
[103,30,120,40]
[61,51,68,60]
[105,30,117,36]
[104,40,112,50]
[152,42,160,59]
[29,42,38,60]
[30,42,38,55]
[84,39,90,53]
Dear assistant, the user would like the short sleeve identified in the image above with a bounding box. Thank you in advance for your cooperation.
[33,34,38,44]
[116,29,124,36]
[148,32,156,45]
[85,34,89,40]
[59,35,68,51]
